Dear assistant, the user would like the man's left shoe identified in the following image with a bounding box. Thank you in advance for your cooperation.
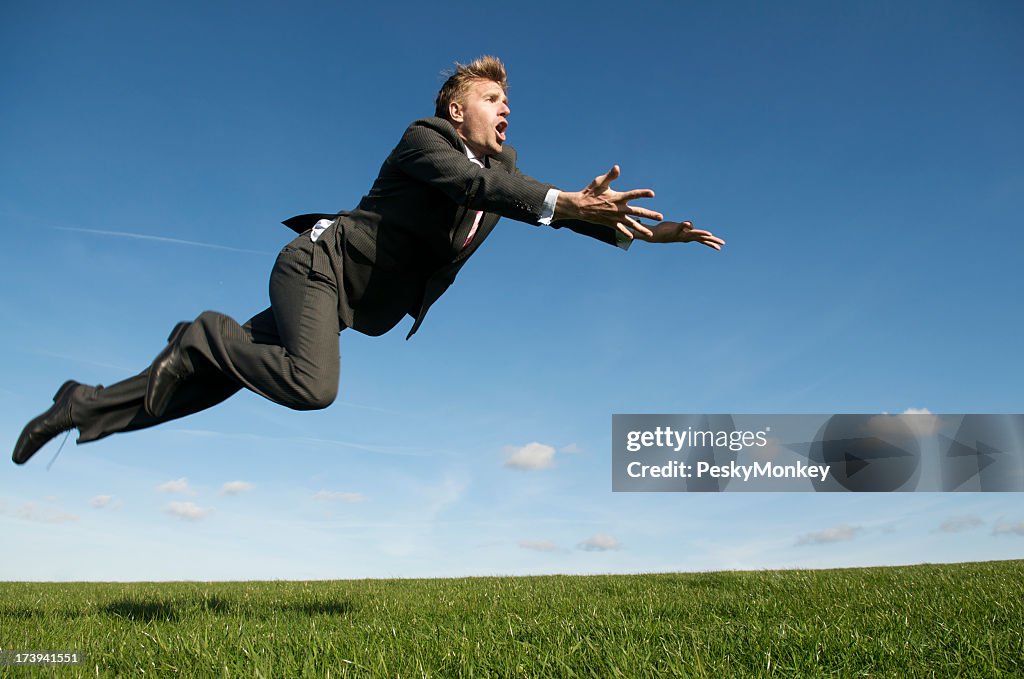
[144,321,192,418]
[12,380,82,465]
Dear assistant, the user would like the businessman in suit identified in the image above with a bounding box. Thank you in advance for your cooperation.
[12,55,724,465]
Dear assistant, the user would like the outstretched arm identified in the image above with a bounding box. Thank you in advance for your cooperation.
[553,165,725,250]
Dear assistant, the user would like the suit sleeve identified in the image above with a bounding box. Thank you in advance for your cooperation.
[394,120,551,225]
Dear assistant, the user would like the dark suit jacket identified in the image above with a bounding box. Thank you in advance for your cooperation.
[284,116,619,339]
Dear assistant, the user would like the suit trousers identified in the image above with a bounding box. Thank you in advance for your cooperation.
[71,232,343,443]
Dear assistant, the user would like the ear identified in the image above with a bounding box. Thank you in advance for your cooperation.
[448,100,464,124]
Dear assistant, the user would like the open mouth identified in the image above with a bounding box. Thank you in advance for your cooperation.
[495,120,507,142]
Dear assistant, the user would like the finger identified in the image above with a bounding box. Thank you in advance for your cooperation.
[683,226,724,244]
[619,188,656,201]
[625,216,654,238]
[595,165,620,190]
[615,222,634,240]
[627,206,664,221]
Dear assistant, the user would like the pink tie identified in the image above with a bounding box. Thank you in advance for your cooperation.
[463,210,483,248]
[463,154,487,248]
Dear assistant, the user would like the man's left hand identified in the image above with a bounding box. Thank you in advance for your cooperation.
[634,221,725,250]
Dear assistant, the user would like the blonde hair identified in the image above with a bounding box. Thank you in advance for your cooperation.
[434,55,508,119]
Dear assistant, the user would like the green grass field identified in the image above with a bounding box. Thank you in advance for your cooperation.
[1,560,1021,677]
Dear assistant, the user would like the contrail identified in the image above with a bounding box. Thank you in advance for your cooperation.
[167,429,448,458]
[54,226,272,255]
[25,348,135,374]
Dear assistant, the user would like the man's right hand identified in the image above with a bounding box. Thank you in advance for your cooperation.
[553,165,663,240]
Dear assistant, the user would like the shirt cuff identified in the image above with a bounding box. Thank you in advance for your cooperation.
[615,230,633,251]
[538,188,559,225]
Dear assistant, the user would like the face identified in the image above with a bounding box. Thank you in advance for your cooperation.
[449,79,510,157]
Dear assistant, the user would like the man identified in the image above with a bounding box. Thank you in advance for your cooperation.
[12,55,724,465]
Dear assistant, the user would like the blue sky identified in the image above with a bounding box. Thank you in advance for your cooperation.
[1,0,1022,580]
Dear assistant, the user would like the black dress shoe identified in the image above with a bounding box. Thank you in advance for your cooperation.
[12,380,82,465]
[144,321,192,418]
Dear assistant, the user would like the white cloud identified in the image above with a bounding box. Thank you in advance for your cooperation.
[864,414,916,440]
[504,442,556,470]
[91,495,113,509]
[901,408,942,436]
[163,502,211,521]
[992,520,1024,537]
[796,524,861,545]
[578,534,621,551]
[12,502,79,524]
[156,478,196,495]
[560,443,581,454]
[873,408,942,438]
[314,491,365,503]
[220,481,254,496]
[939,515,983,533]
[519,539,558,552]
